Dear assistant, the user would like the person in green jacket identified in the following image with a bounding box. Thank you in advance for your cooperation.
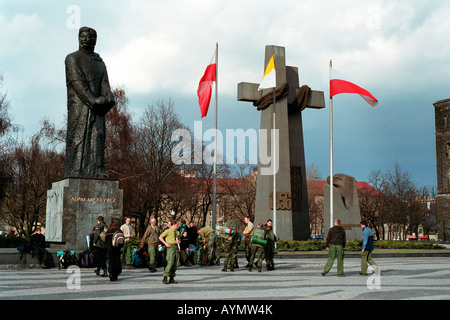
[221,213,239,272]
[249,223,266,272]
[159,220,180,284]
[141,218,161,272]
[197,226,219,265]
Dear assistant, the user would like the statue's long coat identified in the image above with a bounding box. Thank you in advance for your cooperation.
[64,49,115,178]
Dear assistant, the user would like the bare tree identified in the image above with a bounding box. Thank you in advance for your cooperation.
[130,99,186,235]
[222,164,256,226]
[1,136,64,235]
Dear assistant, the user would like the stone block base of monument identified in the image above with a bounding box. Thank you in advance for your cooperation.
[323,174,362,241]
[45,178,123,250]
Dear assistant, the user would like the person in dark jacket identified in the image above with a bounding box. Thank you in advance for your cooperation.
[92,215,108,277]
[322,219,346,277]
[30,228,48,268]
[105,220,123,281]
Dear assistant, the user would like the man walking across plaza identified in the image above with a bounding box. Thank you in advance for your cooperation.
[360,220,379,275]
[322,219,346,277]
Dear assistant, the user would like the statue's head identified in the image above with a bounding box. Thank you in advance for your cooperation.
[78,26,97,52]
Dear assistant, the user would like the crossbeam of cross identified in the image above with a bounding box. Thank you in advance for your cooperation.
[237,45,325,240]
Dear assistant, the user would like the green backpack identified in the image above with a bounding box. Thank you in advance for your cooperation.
[251,228,267,246]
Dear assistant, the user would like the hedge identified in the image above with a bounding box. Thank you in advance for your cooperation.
[0,235,445,251]
[276,239,445,251]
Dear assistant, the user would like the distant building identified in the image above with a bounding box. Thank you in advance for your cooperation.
[433,98,450,240]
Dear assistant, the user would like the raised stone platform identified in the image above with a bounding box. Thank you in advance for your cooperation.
[46,177,123,250]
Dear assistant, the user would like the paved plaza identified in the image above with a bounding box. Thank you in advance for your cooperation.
[1,256,449,301]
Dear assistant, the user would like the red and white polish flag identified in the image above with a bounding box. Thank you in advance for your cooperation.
[330,67,378,107]
[197,52,216,118]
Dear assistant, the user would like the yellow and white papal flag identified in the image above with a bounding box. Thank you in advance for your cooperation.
[258,55,276,91]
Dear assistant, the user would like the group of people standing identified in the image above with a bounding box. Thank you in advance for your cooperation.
[195,214,277,273]
[90,214,378,283]
[91,216,132,281]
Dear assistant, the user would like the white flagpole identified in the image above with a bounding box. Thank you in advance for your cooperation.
[212,42,218,228]
[272,50,277,237]
[272,85,277,236]
[329,59,334,228]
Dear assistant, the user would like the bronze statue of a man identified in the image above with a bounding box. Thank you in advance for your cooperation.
[64,27,115,178]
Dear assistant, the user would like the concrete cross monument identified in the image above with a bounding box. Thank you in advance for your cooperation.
[237,45,325,240]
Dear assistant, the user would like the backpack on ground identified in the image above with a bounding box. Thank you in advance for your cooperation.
[59,250,78,270]
[200,248,209,266]
[79,250,95,268]
[131,247,145,268]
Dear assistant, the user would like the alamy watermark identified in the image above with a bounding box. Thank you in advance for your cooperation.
[366,266,381,290]
[66,265,81,290]
[66,5,81,30]
[171,121,279,176]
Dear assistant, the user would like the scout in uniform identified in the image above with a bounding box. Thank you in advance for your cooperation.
[249,223,266,272]
[221,213,239,272]
[198,226,219,265]
[159,220,180,284]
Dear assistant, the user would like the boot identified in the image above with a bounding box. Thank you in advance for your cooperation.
[248,265,252,272]
[230,264,234,272]
[101,269,107,277]
[258,266,262,272]
[222,265,227,272]
[162,276,169,284]
[169,277,178,284]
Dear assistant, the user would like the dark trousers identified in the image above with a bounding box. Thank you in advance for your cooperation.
[93,247,107,271]
[107,247,122,279]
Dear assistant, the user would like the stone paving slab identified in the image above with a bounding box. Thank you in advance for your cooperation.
[1,256,449,302]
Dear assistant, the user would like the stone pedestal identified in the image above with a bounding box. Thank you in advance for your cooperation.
[45,178,123,250]
[323,174,362,241]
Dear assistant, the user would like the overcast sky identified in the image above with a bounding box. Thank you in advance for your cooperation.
[1,0,448,189]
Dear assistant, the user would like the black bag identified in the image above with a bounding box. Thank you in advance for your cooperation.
[79,250,95,268]
[200,248,209,266]
[59,250,78,270]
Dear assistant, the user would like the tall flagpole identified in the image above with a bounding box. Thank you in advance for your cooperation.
[212,42,218,228]
[329,59,334,228]
[272,50,277,237]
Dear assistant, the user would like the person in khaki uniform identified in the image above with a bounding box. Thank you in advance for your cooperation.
[141,218,160,272]
[249,223,266,272]
[159,220,180,284]
[120,217,135,268]
[221,214,239,272]
[198,226,219,265]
